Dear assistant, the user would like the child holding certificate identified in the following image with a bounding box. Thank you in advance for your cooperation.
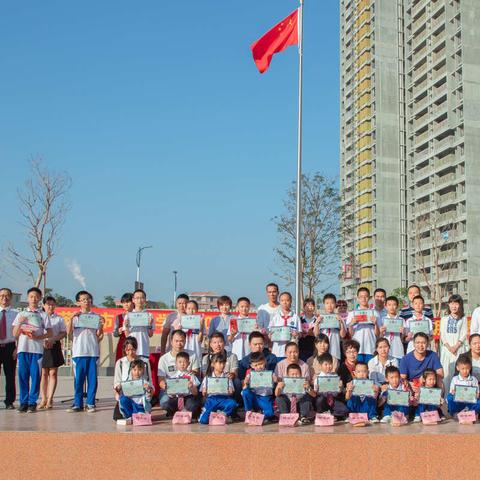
[199,352,237,424]
[275,363,314,424]
[314,293,346,362]
[308,334,339,376]
[268,292,301,359]
[117,359,154,422]
[227,297,257,360]
[177,300,205,360]
[124,289,154,360]
[208,296,233,351]
[242,351,275,421]
[164,351,200,417]
[313,352,348,420]
[404,296,433,354]
[413,369,444,422]
[446,356,480,416]
[378,296,405,360]
[346,287,380,363]
[12,287,52,413]
[66,290,104,413]
[379,366,411,423]
[345,362,379,422]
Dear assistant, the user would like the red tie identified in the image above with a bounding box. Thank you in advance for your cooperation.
[177,396,185,411]
[290,395,297,413]
[0,310,6,340]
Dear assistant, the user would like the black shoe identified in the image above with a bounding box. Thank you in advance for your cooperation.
[27,404,37,413]
[5,403,15,410]
[17,404,28,413]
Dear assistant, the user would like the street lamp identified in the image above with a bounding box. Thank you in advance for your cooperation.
[172,270,178,307]
[135,245,153,287]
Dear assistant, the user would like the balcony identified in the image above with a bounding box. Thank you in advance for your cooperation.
[437,172,456,188]
[415,130,430,146]
[433,65,447,81]
[438,192,457,208]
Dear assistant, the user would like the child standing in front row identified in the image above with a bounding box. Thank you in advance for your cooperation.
[228,297,256,360]
[12,287,53,413]
[199,352,237,424]
[378,296,405,361]
[66,290,104,413]
[242,351,275,422]
[378,365,411,423]
[447,356,480,417]
[209,296,233,352]
[117,359,153,422]
[404,296,433,354]
[345,361,379,422]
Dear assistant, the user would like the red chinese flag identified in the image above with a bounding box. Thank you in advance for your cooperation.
[251,9,299,74]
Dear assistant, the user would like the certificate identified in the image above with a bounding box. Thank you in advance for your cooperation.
[206,377,229,395]
[409,319,429,334]
[128,312,150,328]
[283,377,306,395]
[321,314,339,330]
[181,315,201,330]
[316,375,340,393]
[454,385,477,404]
[121,379,145,397]
[384,318,403,334]
[270,326,291,342]
[354,309,374,324]
[237,318,256,334]
[387,389,410,407]
[353,379,374,396]
[77,313,100,330]
[24,312,42,328]
[418,387,442,406]
[166,378,190,396]
[249,370,273,389]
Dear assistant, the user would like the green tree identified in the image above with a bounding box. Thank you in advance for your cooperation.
[391,287,408,307]
[146,300,169,309]
[101,295,117,308]
[43,288,74,306]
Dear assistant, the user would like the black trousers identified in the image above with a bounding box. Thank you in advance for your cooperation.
[0,342,16,405]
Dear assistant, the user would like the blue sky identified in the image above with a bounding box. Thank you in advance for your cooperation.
[0,0,340,307]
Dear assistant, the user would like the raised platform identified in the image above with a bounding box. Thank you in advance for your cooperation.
[1,376,480,479]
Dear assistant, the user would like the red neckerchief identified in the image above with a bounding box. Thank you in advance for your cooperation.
[281,312,291,327]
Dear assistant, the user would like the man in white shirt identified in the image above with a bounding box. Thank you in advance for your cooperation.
[159,294,189,354]
[0,288,18,409]
[257,283,281,331]
[471,306,480,336]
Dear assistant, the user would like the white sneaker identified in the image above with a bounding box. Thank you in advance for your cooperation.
[413,415,421,423]
[370,416,379,423]
[380,415,391,423]
[116,418,132,425]
[86,405,96,413]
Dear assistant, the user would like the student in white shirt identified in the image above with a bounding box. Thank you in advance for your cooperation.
[268,292,301,358]
[0,287,19,409]
[404,295,433,353]
[256,283,281,332]
[12,287,52,413]
[159,293,189,354]
[228,297,259,360]
[208,295,233,352]
[378,295,405,360]
[124,289,154,359]
[346,287,380,363]
[446,355,480,416]
[39,296,67,409]
[66,290,104,413]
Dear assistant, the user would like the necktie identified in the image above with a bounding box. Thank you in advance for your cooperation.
[290,394,297,413]
[0,310,6,341]
[178,396,185,411]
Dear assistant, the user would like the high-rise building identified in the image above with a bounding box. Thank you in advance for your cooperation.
[340,0,480,311]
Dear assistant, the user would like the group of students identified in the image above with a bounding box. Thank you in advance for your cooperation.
[1,282,480,426]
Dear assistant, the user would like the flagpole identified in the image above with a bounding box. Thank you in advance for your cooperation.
[295,0,304,316]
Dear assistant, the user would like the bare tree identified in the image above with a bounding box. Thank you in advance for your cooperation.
[412,212,457,316]
[272,172,341,302]
[7,159,71,289]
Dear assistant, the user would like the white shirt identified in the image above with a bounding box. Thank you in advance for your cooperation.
[268,311,302,358]
[449,374,479,394]
[124,311,154,358]
[113,356,152,388]
[13,309,50,354]
[200,371,234,395]
[405,315,433,353]
[47,313,67,339]
[257,303,280,331]
[368,355,399,385]
[346,309,380,355]
[72,313,101,357]
[471,307,480,335]
[157,349,200,378]
[377,315,405,360]
[0,306,18,344]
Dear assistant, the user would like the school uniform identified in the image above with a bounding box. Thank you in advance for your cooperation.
[124,310,154,359]
[199,372,237,424]
[238,348,278,381]
[257,303,280,332]
[241,368,275,418]
[118,374,153,419]
[201,351,238,377]
[446,374,480,415]
[377,315,405,360]
[42,313,66,368]
[0,306,18,406]
[404,315,433,353]
[314,372,349,418]
[171,315,204,360]
[164,370,201,416]
[13,309,50,407]
[346,378,377,419]
[346,309,380,363]
[268,311,302,358]
[71,313,101,408]
[381,384,410,417]
[228,316,256,360]
[318,316,345,361]
[208,315,232,352]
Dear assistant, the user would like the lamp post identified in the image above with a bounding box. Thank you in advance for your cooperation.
[172,270,178,307]
[135,245,153,288]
